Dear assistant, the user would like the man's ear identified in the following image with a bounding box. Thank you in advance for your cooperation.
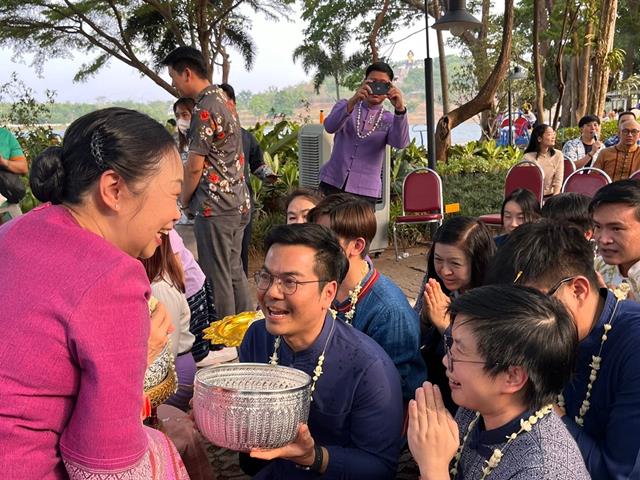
[500,365,528,395]
[352,237,367,258]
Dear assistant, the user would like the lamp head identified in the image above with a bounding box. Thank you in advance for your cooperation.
[432,0,482,34]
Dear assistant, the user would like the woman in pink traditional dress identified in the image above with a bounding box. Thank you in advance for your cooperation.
[0,108,190,479]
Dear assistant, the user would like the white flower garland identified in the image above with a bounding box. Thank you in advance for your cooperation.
[557,295,622,426]
[269,311,337,399]
[450,405,554,479]
[355,102,384,139]
[331,261,369,325]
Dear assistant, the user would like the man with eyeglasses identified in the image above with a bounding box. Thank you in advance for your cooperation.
[484,220,640,479]
[594,118,640,181]
[238,223,403,479]
[407,285,589,480]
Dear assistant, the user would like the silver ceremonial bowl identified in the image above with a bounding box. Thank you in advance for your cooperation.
[193,363,311,451]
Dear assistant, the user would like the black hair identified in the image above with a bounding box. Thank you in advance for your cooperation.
[264,223,349,287]
[427,216,496,294]
[161,46,208,79]
[590,179,640,221]
[501,188,541,227]
[578,114,600,128]
[619,111,637,121]
[219,83,236,103]
[285,188,324,212]
[484,220,598,288]
[525,124,556,156]
[307,193,377,257]
[449,284,577,410]
[30,107,176,205]
[542,192,593,234]
[166,118,176,127]
[173,97,195,114]
[365,62,394,81]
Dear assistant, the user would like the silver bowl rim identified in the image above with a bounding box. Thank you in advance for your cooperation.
[194,362,312,395]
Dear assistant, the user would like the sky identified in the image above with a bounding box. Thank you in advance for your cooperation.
[0,6,453,103]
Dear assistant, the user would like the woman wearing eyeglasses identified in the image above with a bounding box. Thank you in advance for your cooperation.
[414,217,495,413]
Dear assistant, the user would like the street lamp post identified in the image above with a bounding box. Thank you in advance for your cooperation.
[507,66,528,145]
[422,0,480,170]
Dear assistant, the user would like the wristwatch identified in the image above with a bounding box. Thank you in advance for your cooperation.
[296,444,323,472]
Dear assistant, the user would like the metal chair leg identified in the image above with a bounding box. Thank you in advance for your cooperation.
[393,223,399,262]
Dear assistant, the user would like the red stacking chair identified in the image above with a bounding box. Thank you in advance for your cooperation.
[564,159,576,184]
[392,168,443,260]
[479,160,545,225]
[562,167,611,197]
[630,169,640,180]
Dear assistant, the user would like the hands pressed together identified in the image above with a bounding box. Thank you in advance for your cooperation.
[408,382,460,480]
[422,279,452,334]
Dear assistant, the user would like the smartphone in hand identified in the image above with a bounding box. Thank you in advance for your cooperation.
[369,81,391,96]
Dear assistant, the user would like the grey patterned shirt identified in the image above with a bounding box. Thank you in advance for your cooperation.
[454,407,591,479]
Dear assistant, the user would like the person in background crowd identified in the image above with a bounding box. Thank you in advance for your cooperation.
[414,216,496,413]
[308,193,426,402]
[140,234,196,412]
[408,285,589,480]
[162,46,252,319]
[173,97,196,225]
[239,224,403,479]
[591,179,640,300]
[319,62,409,204]
[562,114,604,169]
[523,124,564,197]
[285,187,323,224]
[542,192,593,239]
[0,108,187,478]
[594,118,640,181]
[0,126,28,206]
[485,221,640,479]
[218,83,277,276]
[494,188,541,247]
[603,111,637,147]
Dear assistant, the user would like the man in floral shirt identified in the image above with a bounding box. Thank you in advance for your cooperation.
[162,47,252,318]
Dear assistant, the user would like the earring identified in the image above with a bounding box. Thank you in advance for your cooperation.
[115,202,119,210]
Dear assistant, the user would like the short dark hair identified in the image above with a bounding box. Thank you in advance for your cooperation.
[484,220,599,288]
[161,46,208,79]
[619,110,636,121]
[449,284,577,410]
[173,97,195,114]
[525,124,555,156]
[542,193,593,234]
[30,108,175,205]
[578,114,600,128]
[285,188,324,211]
[219,83,236,102]
[166,118,176,127]
[427,216,496,294]
[590,179,640,221]
[501,188,541,226]
[264,223,349,287]
[307,193,377,257]
[365,62,394,81]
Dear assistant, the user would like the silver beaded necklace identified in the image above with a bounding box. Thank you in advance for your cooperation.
[355,102,384,139]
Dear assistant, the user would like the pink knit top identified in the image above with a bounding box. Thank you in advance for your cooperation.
[0,204,151,477]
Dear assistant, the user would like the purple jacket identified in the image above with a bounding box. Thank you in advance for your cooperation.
[320,99,409,197]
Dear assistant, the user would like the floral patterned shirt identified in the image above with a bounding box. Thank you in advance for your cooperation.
[595,255,640,301]
[188,85,250,217]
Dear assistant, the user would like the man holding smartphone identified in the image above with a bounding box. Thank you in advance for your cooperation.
[319,62,409,204]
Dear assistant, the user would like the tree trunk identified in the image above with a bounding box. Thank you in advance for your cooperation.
[532,0,545,124]
[368,0,391,62]
[433,0,450,114]
[589,0,618,116]
[334,75,341,102]
[552,2,578,130]
[561,57,573,127]
[435,0,514,161]
[576,2,594,120]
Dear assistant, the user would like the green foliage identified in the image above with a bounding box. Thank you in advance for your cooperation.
[439,141,522,175]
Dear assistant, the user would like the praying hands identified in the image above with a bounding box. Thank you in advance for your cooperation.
[408,382,459,480]
[422,278,452,334]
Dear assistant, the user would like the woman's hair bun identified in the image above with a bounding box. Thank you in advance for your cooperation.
[30,146,65,204]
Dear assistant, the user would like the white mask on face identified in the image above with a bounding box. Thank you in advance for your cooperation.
[177,118,190,135]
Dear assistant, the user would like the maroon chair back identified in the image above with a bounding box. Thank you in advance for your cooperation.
[563,159,576,184]
[504,161,545,204]
[562,167,611,197]
[402,168,443,214]
[630,169,640,180]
